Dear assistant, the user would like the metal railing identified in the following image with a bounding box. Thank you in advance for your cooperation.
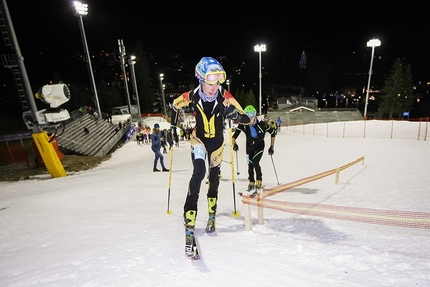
[284,118,429,141]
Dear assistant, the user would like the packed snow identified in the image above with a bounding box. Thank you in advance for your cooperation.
[1,120,429,287]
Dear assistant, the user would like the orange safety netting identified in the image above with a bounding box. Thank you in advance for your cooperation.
[242,156,430,229]
[243,197,430,229]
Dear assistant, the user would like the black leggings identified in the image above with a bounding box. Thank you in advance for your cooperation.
[183,151,220,215]
[247,146,264,182]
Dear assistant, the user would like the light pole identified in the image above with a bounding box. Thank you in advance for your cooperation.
[254,44,266,116]
[226,79,231,92]
[159,74,167,118]
[363,39,381,119]
[128,56,142,127]
[73,1,101,115]
[118,39,132,117]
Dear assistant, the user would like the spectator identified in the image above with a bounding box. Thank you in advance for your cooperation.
[137,133,142,145]
[161,129,168,154]
[150,123,169,172]
[166,128,174,150]
[174,129,179,147]
[276,116,282,132]
[105,112,111,123]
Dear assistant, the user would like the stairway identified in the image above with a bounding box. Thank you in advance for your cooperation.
[267,108,363,126]
[0,2,31,115]
[55,112,130,156]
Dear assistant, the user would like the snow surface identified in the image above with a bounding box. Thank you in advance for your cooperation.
[1,120,430,287]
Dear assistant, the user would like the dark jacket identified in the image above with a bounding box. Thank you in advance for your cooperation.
[233,118,276,151]
[150,129,163,150]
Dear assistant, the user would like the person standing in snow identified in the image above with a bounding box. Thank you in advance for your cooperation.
[150,123,169,172]
[170,57,250,258]
[276,116,282,132]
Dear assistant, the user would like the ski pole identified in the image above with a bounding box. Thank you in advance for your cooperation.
[166,145,174,215]
[229,120,239,218]
[235,150,240,175]
[270,154,281,185]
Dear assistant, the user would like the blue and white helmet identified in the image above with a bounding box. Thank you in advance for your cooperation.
[195,57,225,83]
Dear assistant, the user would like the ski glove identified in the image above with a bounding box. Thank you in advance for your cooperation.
[233,143,239,151]
[268,146,274,155]
[224,105,241,122]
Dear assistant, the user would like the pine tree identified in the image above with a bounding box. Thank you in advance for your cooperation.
[379,59,414,119]
[233,88,257,108]
[133,41,153,113]
[246,89,257,108]
[234,88,246,106]
[97,79,123,112]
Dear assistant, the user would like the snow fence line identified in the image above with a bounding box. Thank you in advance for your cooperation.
[241,156,430,230]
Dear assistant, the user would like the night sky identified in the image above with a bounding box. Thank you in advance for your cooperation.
[1,1,430,97]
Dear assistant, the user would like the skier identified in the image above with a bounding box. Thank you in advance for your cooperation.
[170,57,250,258]
[232,105,277,195]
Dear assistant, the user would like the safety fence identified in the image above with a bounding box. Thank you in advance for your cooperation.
[243,199,430,230]
[241,156,430,230]
[284,119,429,141]
[0,133,32,165]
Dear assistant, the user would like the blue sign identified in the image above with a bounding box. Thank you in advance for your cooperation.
[125,124,136,142]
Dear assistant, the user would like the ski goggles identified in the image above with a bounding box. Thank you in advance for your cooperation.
[204,71,226,85]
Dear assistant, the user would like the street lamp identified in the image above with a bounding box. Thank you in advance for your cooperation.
[118,39,132,117]
[363,38,381,119]
[128,56,142,127]
[254,44,266,116]
[73,1,101,115]
[226,79,231,92]
[159,74,167,118]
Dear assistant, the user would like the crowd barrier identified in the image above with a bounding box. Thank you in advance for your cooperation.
[241,156,430,231]
[284,119,429,141]
[0,134,32,165]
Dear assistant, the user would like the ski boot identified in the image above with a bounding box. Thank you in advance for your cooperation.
[248,181,258,197]
[256,180,263,189]
[206,197,217,233]
[247,181,256,191]
[238,182,256,197]
[255,180,263,192]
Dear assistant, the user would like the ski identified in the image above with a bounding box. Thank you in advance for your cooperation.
[185,228,200,260]
[238,190,257,197]
[238,188,263,198]
[205,214,216,233]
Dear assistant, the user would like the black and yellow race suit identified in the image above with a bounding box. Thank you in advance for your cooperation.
[170,85,248,217]
[232,118,276,182]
